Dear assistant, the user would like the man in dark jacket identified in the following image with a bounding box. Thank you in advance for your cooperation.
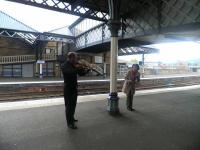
[61,52,89,129]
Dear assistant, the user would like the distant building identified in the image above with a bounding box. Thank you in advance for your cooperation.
[0,11,72,78]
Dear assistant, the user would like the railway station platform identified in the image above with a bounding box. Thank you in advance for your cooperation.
[0,85,200,150]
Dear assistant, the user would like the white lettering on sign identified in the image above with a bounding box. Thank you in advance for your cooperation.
[37,60,45,64]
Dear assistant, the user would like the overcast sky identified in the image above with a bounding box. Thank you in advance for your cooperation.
[0,0,78,32]
[119,42,200,63]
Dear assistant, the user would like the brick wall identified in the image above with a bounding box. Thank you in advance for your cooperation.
[0,37,34,56]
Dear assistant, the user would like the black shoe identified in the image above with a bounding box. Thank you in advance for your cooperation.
[68,124,78,129]
[127,107,135,111]
[73,119,78,122]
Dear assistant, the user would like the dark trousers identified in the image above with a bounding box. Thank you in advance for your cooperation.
[126,90,135,108]
[64,85,77,125]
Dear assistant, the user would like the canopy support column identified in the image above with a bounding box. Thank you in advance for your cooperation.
[107,0,121,115]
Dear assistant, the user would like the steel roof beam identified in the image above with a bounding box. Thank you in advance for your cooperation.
[0,28,75,44]
[69,17,85,29]
[5,0,108,21]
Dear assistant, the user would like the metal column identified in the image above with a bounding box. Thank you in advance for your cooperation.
[107,0,121,114]
[110,37,118,93]
[39,63,43,78]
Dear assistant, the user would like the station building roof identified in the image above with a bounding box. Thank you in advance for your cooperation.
[0,10,38,33]
[0,10,74,38]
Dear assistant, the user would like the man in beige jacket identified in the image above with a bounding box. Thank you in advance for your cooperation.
[124,64,140,111]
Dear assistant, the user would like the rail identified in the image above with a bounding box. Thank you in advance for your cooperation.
[79,59,104,75]
[0,54,57,64]
[42,54,57,61]
[0,55,35,64]
[75,23,112,49]
[90,64,104,75]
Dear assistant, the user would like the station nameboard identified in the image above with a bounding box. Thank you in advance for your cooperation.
[37,60,45,64]
[95,56,103,63]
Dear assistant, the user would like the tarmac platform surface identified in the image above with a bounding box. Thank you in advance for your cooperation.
[0,86,200,150]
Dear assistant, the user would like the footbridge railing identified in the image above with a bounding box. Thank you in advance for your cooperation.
[0,54,57,64]
[74,0,200,50]
[75,23,112,50]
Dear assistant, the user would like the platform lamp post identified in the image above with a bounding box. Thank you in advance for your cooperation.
[34,40,43,78]
[107,0,121,114]
[142,53,145,78]
[35,35,46,79]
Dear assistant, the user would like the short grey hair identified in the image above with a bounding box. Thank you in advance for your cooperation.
[67,52,77,59]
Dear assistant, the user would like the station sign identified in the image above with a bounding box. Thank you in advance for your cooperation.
[37,60,45,64]
[95,56,103,63]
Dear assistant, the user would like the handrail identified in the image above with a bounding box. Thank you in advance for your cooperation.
[79,59,103,75]
[0,55,35,64]
[75,23,106,38]
[75,23,112,49]
[42,54,57,61]
[0,54,57,64]
[90,64,104,75]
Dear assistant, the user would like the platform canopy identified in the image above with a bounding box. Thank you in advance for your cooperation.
[3,0,200,52]
[119,46,159,56]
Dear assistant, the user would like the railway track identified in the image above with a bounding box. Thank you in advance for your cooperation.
[0,77,200,102]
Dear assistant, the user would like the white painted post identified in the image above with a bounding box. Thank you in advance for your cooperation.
[110,37,118,93]
[104,63,107,77]
[142,53,145,78]
[40,63,43,79]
